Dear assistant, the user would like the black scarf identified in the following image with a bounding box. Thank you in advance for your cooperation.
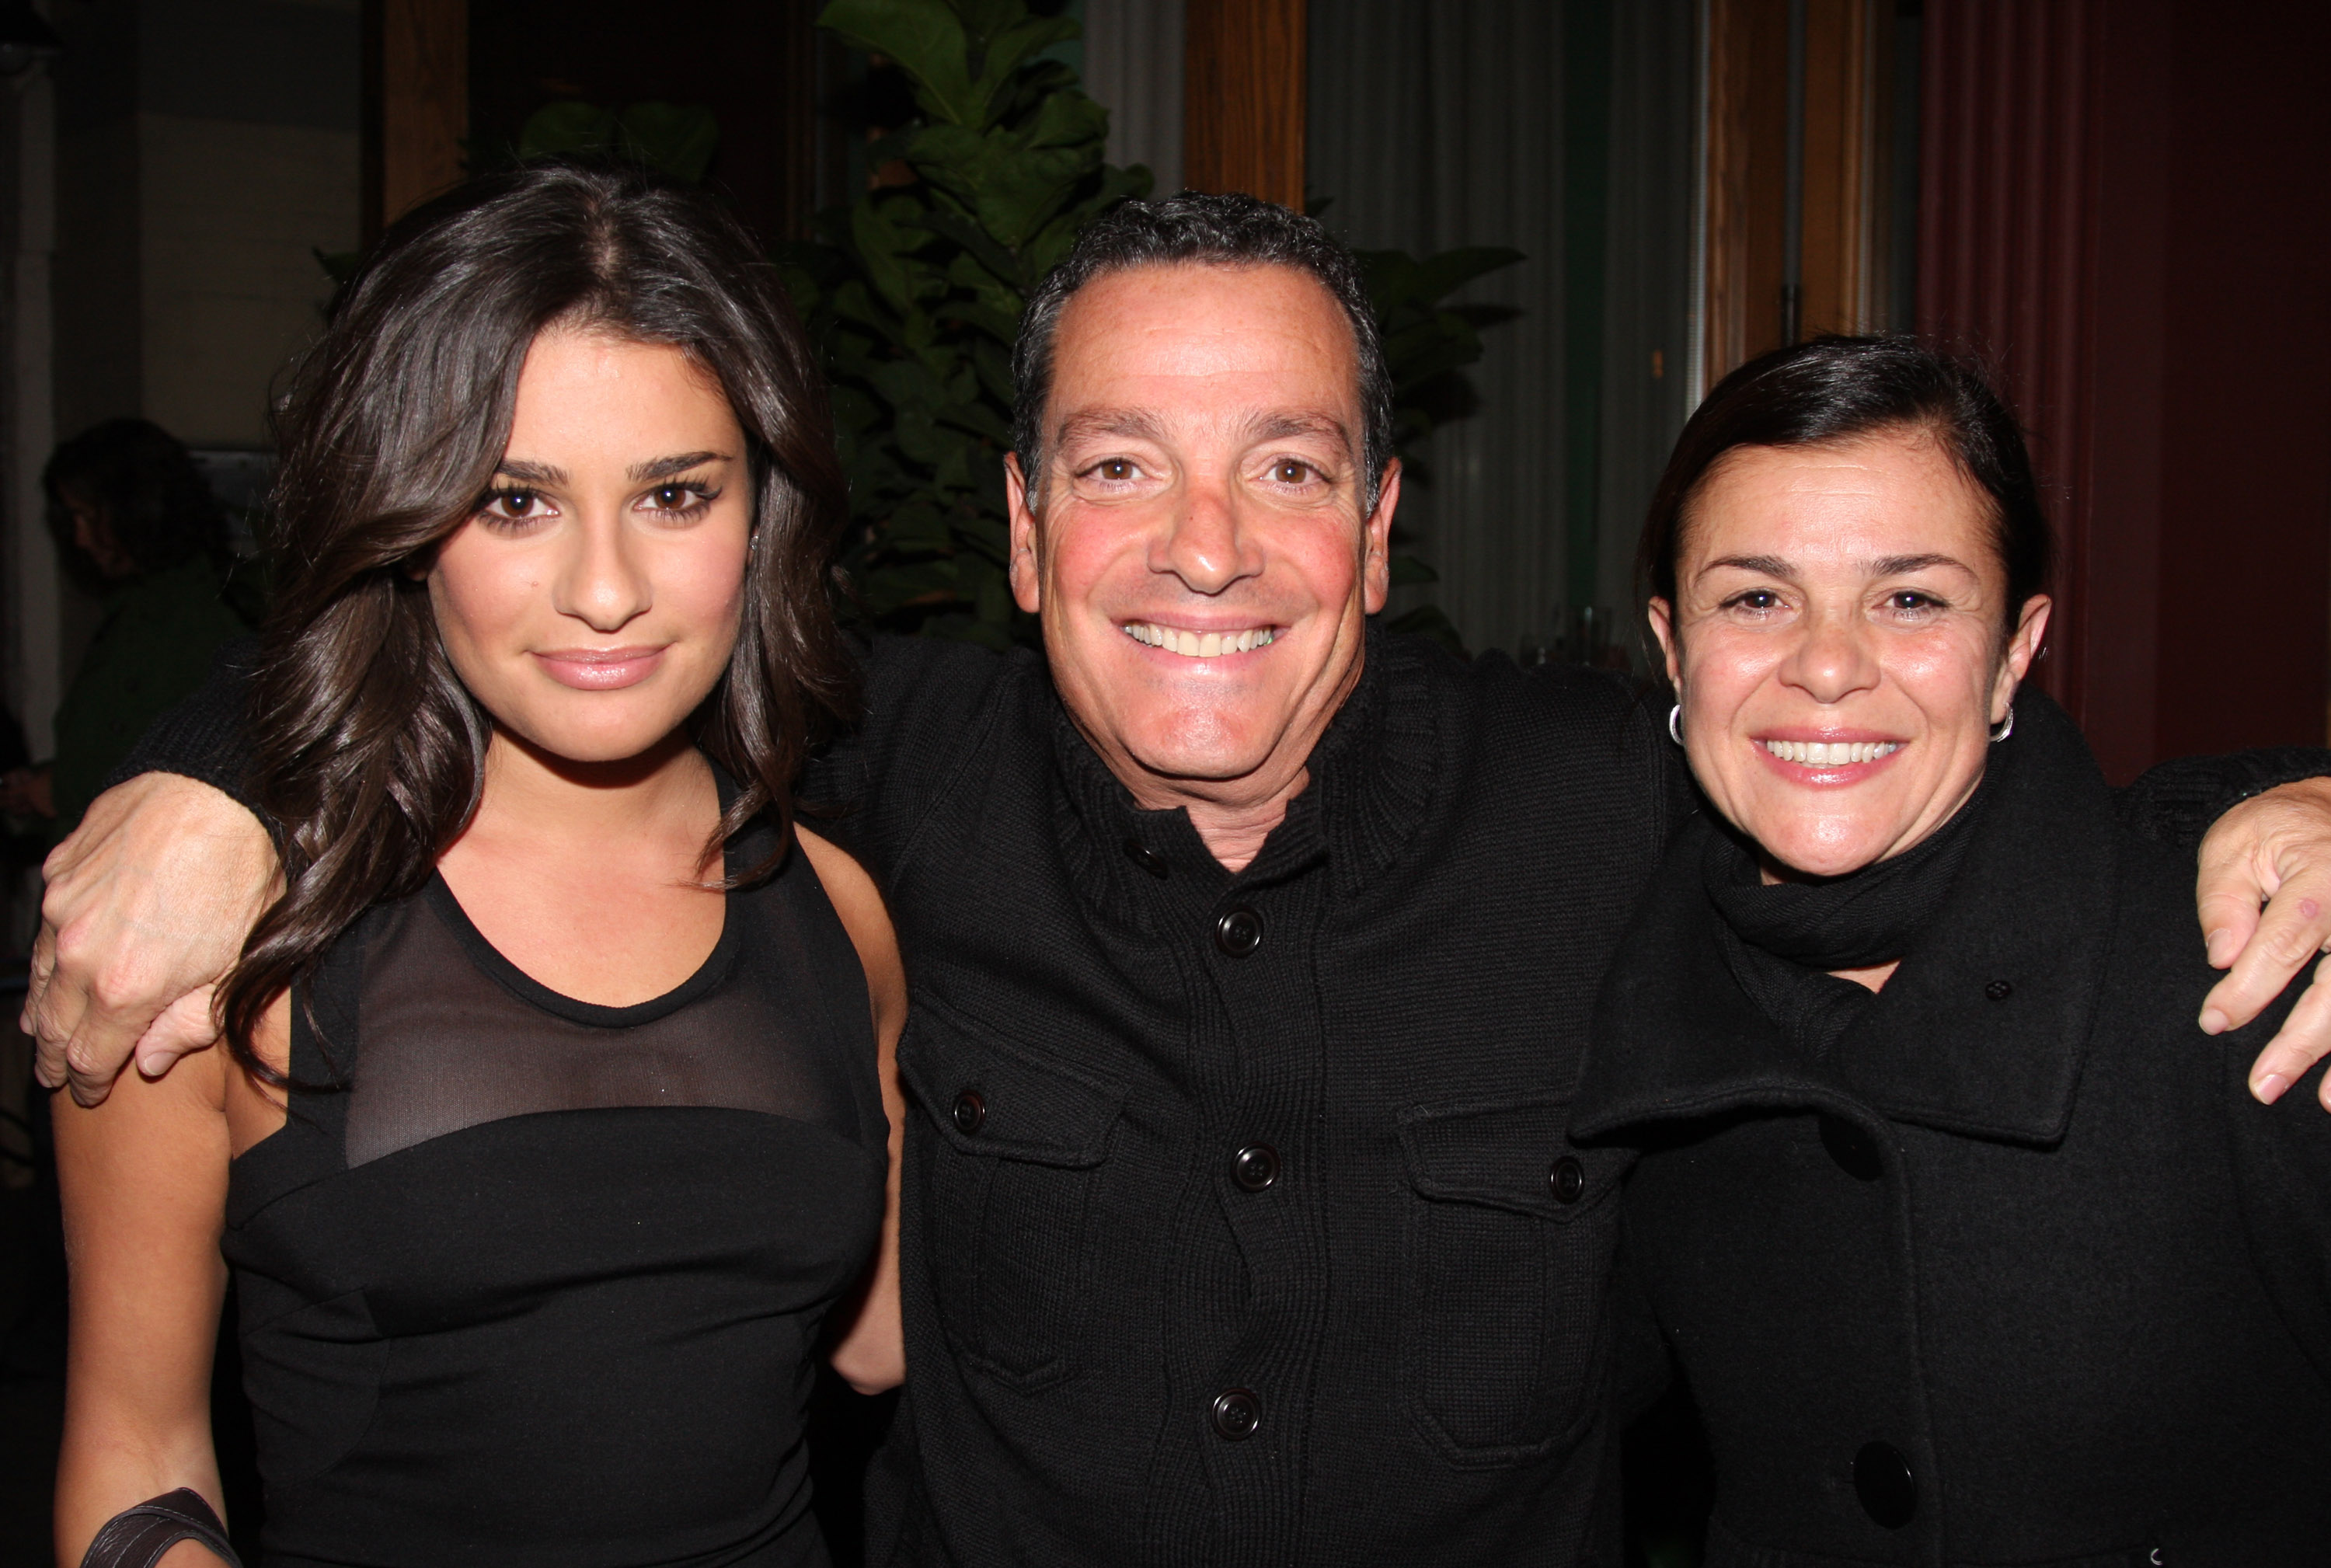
[1704,764,1993,1059]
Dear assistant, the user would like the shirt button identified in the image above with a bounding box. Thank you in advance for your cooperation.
[1122,838,1169,879]
[952,1089,986,1135]
[1214,906,1263,957]
[1211,1387,1262,1441]
[1232,1144,1280,1191]
[1984,978,2014,1001]
[1853,1440,1916,1528]
[1548,1155,1586,1204]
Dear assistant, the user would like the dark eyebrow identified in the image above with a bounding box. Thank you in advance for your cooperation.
[1699,553,1793,578]
[1052,408,1168,449]
[628,451,729,483]
[493,453,730,487]
[1872,552,1977,576]
[1245,409,1355,455]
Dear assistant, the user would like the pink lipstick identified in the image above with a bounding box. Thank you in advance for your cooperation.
[532,646,667,691]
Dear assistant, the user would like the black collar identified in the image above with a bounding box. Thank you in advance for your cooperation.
[1571,692,2120,1147]
[1050,622,1443,928]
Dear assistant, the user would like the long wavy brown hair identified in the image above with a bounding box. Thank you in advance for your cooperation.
[218,161,856,1082]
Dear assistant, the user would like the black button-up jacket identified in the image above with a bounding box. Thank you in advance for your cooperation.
[808,629,1678,1566]
[1571,694,2331,1566]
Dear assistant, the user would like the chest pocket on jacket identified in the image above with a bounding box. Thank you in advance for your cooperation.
[897,998,1129,1391]
[1396,1096,1631,1464]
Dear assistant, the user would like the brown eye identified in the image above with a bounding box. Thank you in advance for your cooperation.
[493,490,538,517]
[651,485,691,509]
[1274,460,1310,484]
[1097,459,1135,482]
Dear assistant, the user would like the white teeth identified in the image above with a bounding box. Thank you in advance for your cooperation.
[1121,622,1276,659]
[1761,739,1901,765]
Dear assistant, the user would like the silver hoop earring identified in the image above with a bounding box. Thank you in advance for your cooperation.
[1668,703,1684,746]
[1989,706,2015,744]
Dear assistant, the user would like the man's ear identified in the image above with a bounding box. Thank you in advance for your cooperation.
[1005,452,1041,615]
[1361,458,1402,615]
[1647,598,1681,689]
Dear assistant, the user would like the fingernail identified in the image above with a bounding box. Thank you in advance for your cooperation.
[2254,1071,2291,1104]
[2199,1008,2228,1035]
[2205,930,2235,967]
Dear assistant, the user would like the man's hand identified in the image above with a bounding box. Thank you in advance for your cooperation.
[26,774,280,1107]
[2195,776,2331,1107]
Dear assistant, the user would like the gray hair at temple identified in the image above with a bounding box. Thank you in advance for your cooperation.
[1010,192,1396,514]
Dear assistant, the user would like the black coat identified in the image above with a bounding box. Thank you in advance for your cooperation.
[1571,694,2331,1568]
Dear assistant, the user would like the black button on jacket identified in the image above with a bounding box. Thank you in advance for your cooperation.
[807,629,1677,1566]
[1572,694,2331,1566]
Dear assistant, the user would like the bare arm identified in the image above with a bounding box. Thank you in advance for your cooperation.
[51,1023,239,1563]
[26,775,280,1106]
[796,828,908,1396]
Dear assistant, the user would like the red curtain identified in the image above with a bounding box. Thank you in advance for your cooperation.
[1918,0,2331,778]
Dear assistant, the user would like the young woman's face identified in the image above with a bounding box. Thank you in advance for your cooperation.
[430,326,752,766]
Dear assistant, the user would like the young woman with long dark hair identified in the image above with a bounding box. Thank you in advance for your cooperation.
[52,162,906,1568]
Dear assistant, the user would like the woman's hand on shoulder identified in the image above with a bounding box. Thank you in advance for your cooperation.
[794,826,908,1396]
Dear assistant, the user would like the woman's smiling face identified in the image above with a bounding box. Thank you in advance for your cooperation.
[1649,428,2051,879]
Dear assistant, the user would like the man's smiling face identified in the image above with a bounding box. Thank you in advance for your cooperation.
[1007,262,1397,838]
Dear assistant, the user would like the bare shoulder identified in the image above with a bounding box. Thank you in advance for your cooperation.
[796,826,905,1021]
[223,991,293,1157]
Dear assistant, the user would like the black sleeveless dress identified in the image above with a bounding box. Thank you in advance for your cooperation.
[221,806,888,1568]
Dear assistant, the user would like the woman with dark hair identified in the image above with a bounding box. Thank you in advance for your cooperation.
[6,419,250,838]
[1573,337,2331,1562]
[52,162,906,1567]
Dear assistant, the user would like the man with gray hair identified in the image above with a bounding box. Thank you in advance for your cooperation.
[33,193,2331,1564]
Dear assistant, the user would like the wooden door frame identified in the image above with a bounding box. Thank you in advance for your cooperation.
[1702,0,1890,389]
[1183,0,1307,207]
[362,0,467,241]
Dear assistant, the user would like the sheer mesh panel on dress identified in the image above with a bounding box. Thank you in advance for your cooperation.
[341,876,866,1168]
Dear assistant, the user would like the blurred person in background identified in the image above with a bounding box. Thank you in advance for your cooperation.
[0,420,253,839]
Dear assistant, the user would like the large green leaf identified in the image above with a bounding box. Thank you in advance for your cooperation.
[819,0,983,125]
[965,13,1080,121]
